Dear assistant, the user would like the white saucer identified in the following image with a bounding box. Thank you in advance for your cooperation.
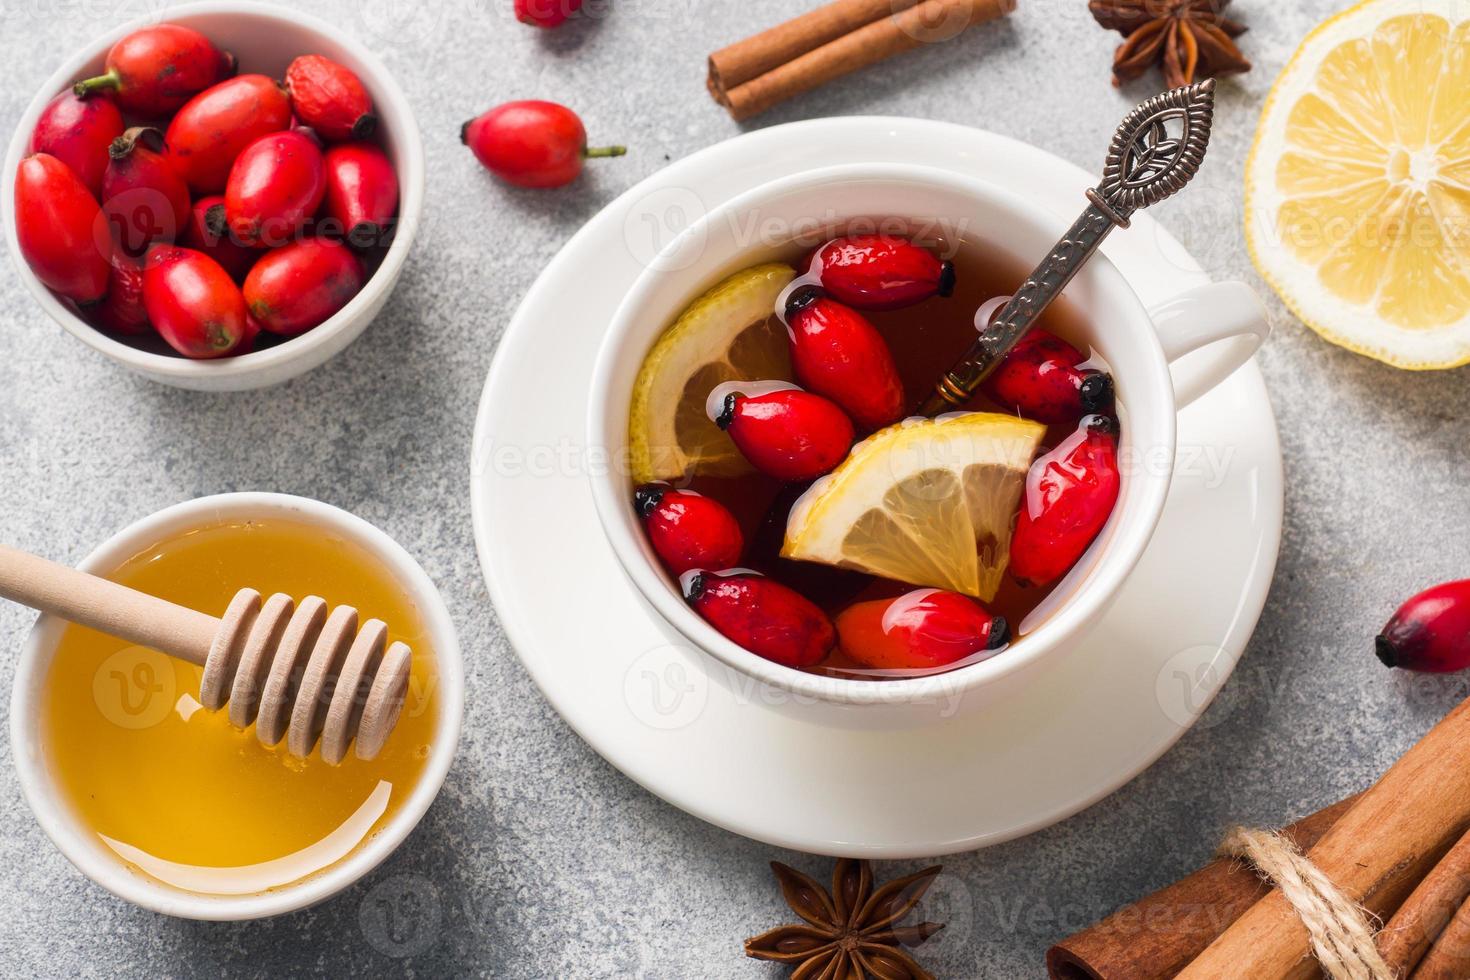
[470,117,1283,857]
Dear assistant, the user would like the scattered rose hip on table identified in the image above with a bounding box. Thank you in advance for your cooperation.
[323,143,398,247]
[165,74,292,193]
[244,238,364,335]
[14,153,109,304]
[181,195,258,281]
[634,485,744,576]
[285,55,376,142]
[804,235,956,311]
[462,100,625,189]
[783,286,905,431]
[73,24,234,116]
[836,589,1009,670]
[142,245,248,358]
[101,127,191,257]
[1376,581,1470,673]
[683,571,835,668]
[982,329,1114,425]
[29,91,123,197]
[715,387,855,482]
[224,129,326,246]
[515,0,584,27]
[1009,414,1121,588]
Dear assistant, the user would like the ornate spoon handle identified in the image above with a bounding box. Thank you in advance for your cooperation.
[920,78,1218,416]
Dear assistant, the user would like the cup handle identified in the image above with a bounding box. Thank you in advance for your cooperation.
[1148,281,1271,410]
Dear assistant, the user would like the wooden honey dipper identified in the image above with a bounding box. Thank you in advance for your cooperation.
[0,543,410,764]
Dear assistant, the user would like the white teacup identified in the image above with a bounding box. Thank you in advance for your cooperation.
[588,163,1268,721]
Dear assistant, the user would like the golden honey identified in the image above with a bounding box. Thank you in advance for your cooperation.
[40,517,439,895]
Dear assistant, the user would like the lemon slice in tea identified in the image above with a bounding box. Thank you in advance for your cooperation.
[782,413,1045,601]
[628,263,795,483]
[1245,0,1470,368]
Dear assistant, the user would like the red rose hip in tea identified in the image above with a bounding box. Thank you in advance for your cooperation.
[14,153,110,304]
[684,571,835,669]
[181,196,258,282]
[323,143,398,247]
[90,256,150,335]
[1010,415,1121,588]
[982,329,1114,425]
[1376,581,1470,673]
[101,127,192,257]
[225,130,327,246]
[805,235,956,311]
[836,589,1008,670]
[285,55,377,143]
[244,238,364,335]
[714,386,854,482]
[73,24,235,116]
[634,486,744,575]
[166,75,292,193]
[462,101,625,189]
[29,91,123,197]
[143,245,248,358]
[783,287,905,431]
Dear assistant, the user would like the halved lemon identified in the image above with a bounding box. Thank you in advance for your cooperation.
[628,263,795,483]
[782,413,1044,601]
[1245,0,1470,369]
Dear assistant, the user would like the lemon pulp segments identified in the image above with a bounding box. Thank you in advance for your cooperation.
[782,413,1045,601]
[628,264,795,483]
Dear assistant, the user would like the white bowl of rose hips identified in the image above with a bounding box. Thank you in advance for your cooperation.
[2,2,425,391]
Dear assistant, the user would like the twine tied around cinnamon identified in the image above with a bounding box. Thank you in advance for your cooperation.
[1218,826,1395,980]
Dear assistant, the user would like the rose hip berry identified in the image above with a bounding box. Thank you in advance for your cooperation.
[101,127,191,257]
[225,130,327,246]
[981,329,1114,425]
[73,24,235,117]
[14,153,110,304]
[285,55,377,143]
[166,74,292,193]
[836,589,1009,671]
[29,91,123,197]
[1376,581,1470,673]
[323,142,398,247]
[784,286,906,431]
[515,0,584,27]
[715,388,855,483]
[1009,415,1121,588]
[461,101,626,189]
[804,235,956,311]
[684,572,835,669]
[90,256,150,336]
[142,245,248,358]
[634,485,744,576]
[244,238,364,336]
[181,196,258,281]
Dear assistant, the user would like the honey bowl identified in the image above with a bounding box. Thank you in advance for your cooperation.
[8,493,463,920]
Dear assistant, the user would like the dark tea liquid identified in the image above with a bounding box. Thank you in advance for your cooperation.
[682,237,1098,679]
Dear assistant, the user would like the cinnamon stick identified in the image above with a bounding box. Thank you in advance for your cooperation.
[1177,696,1470,980]
[1378,826,1470,974]
[1411,893,1470,979]
[707,0,1017,122]
[1045,794,1360,980]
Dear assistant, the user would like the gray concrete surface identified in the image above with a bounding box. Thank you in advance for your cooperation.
[2,0,1466,976]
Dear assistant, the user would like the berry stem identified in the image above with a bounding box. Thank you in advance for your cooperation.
[583,145,627,159]
[73,70,121,99]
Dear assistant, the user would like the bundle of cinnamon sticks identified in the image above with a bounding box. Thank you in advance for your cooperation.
[1048,694,1470,978]
[707,0,1016,121]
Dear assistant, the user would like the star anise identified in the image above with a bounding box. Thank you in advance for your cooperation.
[744,859,945,980]
[1089,0,1251,90]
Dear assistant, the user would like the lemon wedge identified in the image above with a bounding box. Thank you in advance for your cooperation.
[782,413,1044,601]
[1245,0,1470,368]
[628,264,795,483]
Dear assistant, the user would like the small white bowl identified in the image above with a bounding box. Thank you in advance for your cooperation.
[9,492,464,920]
[1,2,426,391]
